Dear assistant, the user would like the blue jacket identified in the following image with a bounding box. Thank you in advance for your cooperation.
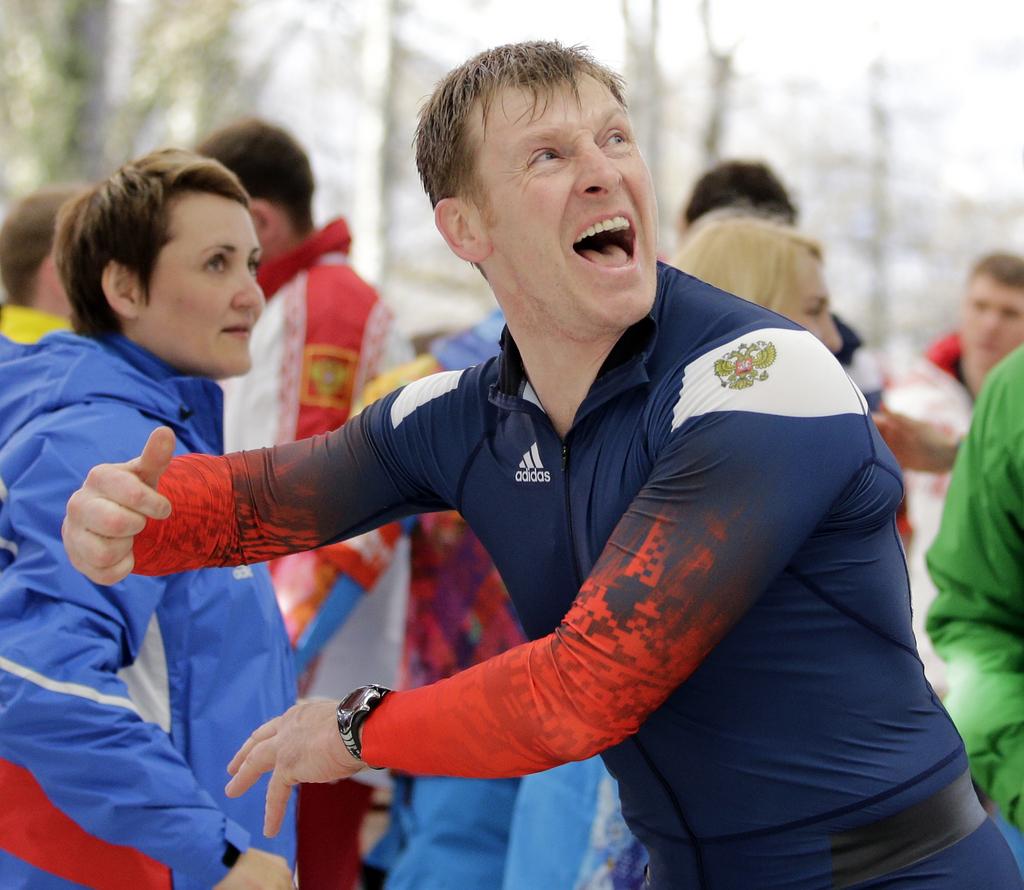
[212,264,979,887]
[0,333,296,889]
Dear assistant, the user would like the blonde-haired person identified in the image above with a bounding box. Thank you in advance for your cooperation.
[673,214,843,354]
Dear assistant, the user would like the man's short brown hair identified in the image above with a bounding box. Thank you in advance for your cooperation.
[969,252,1024,290]
[414,41,626,209]
[55,148,249,337]
[196,118,315,234]
[681,160,798,230]
[0,185,85,306]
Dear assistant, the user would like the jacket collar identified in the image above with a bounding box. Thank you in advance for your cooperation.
[96,334,225,452]
[490,267,663,427]
[257,218,353,299]
[925,332,963,385]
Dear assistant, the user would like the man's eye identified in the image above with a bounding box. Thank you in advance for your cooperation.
[531,149,559,165]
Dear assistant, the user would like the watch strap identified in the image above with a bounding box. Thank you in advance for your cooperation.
[336,684,390,766]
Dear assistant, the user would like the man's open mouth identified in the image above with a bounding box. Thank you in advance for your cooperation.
[572,216,635,268]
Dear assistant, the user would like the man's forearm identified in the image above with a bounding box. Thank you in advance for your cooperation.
[134,453,242,574]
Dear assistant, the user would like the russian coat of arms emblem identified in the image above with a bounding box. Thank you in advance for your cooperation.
[713,340,778,389]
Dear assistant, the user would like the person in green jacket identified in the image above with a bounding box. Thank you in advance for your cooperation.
[928,343,1024,865]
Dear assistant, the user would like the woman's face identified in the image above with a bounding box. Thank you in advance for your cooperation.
[788,250,843,354]
[123,192,264,379]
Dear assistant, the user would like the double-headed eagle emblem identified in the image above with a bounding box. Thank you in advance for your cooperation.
[713,340,778,389]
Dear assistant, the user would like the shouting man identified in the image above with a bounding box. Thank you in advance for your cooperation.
[62,42,1020,888]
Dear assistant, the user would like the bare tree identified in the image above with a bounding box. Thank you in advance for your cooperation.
[107,0,252,162]
[621,0,663,190]
[0,0,113,188]
[865,48,892,345]
[351,0,402,291]
[698,0,737,166]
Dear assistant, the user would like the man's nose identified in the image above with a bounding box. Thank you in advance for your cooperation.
[975,310,1004,340]
[577,144,623,195]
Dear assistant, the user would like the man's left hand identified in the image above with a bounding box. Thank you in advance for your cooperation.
[226,700,363,837]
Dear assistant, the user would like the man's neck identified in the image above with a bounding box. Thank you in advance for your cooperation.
[512,327,621,438]
[262,227,313,263]
[960,354,988,400]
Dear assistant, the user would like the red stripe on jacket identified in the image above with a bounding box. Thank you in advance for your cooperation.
[0,759,171,890]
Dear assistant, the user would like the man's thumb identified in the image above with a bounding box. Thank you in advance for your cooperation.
[135,426,176,489]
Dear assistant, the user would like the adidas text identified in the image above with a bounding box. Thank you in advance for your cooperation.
[515,467,551,483]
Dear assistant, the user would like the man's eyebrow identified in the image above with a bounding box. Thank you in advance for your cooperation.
[510,107,629,152]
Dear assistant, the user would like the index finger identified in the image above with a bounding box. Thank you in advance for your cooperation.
[227,717,280,777]
[225,736,277,799]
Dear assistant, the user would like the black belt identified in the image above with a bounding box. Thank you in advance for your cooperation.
[830,769,986,887]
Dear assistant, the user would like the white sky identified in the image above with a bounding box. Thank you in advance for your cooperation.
[403,0,1024,194]
[244,0,1024,339]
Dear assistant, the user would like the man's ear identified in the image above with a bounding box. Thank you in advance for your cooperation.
[248,198,277,245]
[101,261,145,321]
[434,197,492,264]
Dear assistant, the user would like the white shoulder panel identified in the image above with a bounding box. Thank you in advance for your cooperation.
[390,370,465,429]
[671,328,867,432]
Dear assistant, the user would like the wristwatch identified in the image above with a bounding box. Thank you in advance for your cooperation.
[336,684,391,766]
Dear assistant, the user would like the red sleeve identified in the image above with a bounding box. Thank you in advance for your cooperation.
[133,453,241,575]
[132,414,416,577]
[133,442,347,575]
[361,501,758,776]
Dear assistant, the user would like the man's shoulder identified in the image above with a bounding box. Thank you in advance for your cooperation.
[653,262,802,366]
[663,325,864,435]
[986,343,1024,390]
[974,345,1024,445]
[305,260,380,303]
[385,360,496,431]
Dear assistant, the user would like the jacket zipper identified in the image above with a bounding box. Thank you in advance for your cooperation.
[561,440,585,588]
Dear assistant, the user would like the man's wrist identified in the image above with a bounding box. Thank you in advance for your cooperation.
[336,684,391,767]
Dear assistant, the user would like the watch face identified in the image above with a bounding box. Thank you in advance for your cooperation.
[337,685,391,765]
[339,685,385,715]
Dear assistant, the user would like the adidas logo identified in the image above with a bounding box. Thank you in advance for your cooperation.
[516,442,551,483]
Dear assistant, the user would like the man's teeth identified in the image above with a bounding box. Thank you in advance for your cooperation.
[573,216,630,244]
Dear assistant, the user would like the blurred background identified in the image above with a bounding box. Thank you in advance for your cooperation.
[2,0,1023,355]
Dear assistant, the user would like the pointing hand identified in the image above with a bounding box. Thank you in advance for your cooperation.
[62,426,175,585]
